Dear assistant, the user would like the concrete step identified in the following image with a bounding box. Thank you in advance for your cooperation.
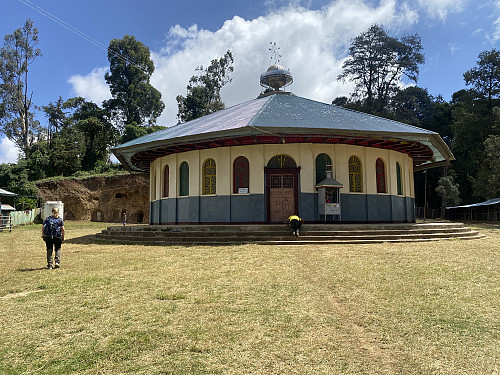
[94,222,484,245]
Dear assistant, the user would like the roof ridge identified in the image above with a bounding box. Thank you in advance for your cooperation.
[246,94,274,129]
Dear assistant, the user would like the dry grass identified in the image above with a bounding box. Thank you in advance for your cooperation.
[0,222,499,374]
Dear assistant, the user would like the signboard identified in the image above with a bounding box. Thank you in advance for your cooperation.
[238,188,249,194]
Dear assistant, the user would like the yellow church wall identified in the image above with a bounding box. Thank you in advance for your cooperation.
[150,143,415,202]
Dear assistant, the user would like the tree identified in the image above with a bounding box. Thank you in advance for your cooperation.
[464,49,500,106]
[0,19,42,156]
[337,24,424,114]
[120,122,165,144]
[104,35,164,129]
[65,97,118,171]
[42,96,67,143]
[176,50,234,123]
[435,176,460,218]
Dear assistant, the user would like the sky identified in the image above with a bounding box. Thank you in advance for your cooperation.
[1,0,500,163]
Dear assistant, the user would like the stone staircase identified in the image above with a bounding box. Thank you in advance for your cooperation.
[95,222,484,246]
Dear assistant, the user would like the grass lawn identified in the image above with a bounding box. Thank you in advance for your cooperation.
[0,222,498,374]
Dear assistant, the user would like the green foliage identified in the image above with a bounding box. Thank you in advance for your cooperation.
[104,35,164,128]
[120,123,166,144]
[435,175,461,217]
[0,19,42,157]
[0,160,38,197]
[16,196,36,210]
[176,50,234,123]
[464,49,500,105]
[337,24,424,114]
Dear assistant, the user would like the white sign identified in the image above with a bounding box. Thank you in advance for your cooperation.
[238,188,249,194]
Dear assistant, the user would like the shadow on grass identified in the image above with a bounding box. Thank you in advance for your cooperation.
[18,267,49,272]
[64,234,104,245]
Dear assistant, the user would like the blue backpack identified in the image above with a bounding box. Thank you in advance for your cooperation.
[43,216,63,238]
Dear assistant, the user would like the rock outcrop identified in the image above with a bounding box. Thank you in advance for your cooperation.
[37,173,149,223]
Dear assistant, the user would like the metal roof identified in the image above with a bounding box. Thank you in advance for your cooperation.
[0,188,17,196]
[446,198,500,209]
[113,93,454,172]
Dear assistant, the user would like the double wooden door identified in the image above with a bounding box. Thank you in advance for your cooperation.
[266,169,299,223]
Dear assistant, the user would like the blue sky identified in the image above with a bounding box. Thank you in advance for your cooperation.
[1,0,500,163]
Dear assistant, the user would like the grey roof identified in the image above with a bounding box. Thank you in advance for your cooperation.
[315,177,344,188]
[447,198,500,209]
[0,188,17,196]
[113,93,454,172]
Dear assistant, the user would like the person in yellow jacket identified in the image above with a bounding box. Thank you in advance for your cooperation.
[287,214,304,237]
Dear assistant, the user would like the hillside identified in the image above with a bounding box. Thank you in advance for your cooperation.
[37,173,149,223]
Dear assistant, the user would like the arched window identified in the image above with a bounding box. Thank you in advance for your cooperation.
[396,162,403,195]
[267,154,297,169]
[163,165,169,198]
[179,161,189,197]
[376,158,386,193]
[316,153,332,184]
[203,158,216,195]
[348,156,362,192]
[233,156,249,193]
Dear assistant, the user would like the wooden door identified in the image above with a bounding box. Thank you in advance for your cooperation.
[269,173,295,222]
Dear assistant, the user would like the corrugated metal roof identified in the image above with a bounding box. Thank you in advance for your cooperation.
[118,96,272,148]
[250,95,435,134]
[447,198,500,209]
[0,188,17,196]
[113,93,453,172]
[116,94,434,150]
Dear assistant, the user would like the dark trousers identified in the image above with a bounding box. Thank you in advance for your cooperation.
[45,237,62,266]
[290,219,302,235]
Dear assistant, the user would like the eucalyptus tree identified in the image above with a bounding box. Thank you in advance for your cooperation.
[337,24,424,115]
[0,19,42,157]
[104,35,164,130]
[176,50,234,123]
[464,49,500,107]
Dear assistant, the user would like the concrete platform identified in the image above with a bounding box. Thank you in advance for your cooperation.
[95,222,484,245]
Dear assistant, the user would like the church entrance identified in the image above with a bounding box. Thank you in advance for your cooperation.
[265,154,299,223]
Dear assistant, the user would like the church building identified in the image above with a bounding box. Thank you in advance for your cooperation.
[112,64,454,224]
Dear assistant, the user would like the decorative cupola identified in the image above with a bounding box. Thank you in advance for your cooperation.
[259,42,293,97]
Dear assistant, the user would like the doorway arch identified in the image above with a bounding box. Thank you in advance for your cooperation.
[265,154,300,223]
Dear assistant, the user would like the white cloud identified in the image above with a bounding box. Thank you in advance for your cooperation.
[489,1,500,42]
[0,136,19,164]
[448,42,459,55]
[67,67,111,105]
[69,0,419,127]
[416,0,467,21]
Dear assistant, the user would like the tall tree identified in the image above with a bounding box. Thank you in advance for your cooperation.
[66,97,118,171]
[176,50,234,123]
[0,19,42,156]
[463,49,500,107]
[42,96,67,143]
[104,35,164,129]
[337,24,424,114]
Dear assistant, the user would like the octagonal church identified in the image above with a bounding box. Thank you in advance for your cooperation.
[112,64,453,224]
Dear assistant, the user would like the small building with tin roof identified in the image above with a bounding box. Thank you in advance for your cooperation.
[112,64,454,224]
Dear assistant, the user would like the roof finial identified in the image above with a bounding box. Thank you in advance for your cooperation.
[259,42,293,95]
[269,42,282,65]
